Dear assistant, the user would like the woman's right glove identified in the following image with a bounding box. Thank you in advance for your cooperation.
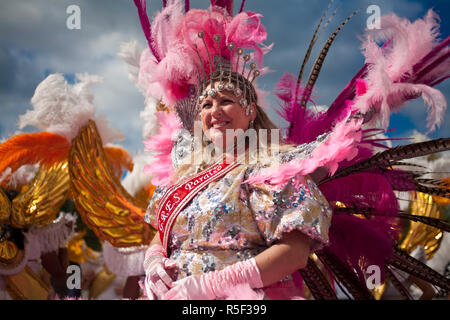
[162,258,264,300]
[143,244,177,299]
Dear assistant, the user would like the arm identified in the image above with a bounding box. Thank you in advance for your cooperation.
[150,231,162,246]
[255,230,310,287]
[162,230,311,300]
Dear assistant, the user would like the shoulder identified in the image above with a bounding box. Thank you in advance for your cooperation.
[244,132,331,173]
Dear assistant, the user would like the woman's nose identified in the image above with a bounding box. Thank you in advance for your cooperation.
[210,101,222,116]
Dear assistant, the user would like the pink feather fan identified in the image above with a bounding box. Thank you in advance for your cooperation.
[354,9,449,132]
[143,112,181,186]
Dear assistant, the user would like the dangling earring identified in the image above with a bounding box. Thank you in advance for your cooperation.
[245,103,252,116]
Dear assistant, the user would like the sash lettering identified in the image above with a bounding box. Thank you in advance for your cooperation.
[156,160,239,252]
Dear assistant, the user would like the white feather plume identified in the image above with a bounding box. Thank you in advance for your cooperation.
[140,97,160,139]
[121,153,154,197]
[0,164,39,189]
[19,73,124,144]
[117,40,146,94]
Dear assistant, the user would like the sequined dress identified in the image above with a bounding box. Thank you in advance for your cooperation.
[145,144,332,299]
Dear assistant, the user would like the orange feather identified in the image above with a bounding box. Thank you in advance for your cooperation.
[104,146,134,179]
[0,132,70,176]
[145,183,156,198]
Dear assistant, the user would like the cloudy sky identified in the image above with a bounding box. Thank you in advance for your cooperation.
[1,0,449,154]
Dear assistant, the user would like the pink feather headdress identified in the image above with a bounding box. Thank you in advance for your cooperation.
[135,0,271,107]
[135,0,271,186]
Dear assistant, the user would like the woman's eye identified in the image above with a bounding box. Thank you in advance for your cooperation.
[202,103,211,109]
[222,99,233,104]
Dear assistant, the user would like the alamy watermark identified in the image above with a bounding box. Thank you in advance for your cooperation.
[366,265,382,290]
[175,120,281,166]
[66,265,81,290]
[66,5,81,30]
[366,5,381,30]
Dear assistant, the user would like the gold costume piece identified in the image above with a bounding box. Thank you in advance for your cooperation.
[10,161,70,229]
[69,120,155,247]
[400,191,445,260]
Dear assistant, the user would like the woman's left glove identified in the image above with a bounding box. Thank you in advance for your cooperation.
[143,244,177,299]
[162,258,263,300]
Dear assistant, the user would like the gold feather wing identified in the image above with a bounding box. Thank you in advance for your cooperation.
[10,161,71,229]
[0,187,10,224]
[69,120,155,248]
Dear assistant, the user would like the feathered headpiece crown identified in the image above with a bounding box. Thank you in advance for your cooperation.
[133,0,271,129]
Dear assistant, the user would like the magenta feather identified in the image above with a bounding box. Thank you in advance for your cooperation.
[133,0,161,62]
[328,214,397,283]
[275,72,322,145]
[320,172,399,216]
[327,65,368,118]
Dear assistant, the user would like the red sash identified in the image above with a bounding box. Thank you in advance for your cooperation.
[157,160,239,252]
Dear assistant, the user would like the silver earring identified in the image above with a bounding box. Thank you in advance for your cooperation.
[246,104,253,116]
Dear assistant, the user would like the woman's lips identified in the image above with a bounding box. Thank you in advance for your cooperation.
[210,121,230,130]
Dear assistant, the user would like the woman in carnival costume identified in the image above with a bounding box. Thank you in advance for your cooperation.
[133,0,450,300]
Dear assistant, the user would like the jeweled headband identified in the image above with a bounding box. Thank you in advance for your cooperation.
[194,32,260,116]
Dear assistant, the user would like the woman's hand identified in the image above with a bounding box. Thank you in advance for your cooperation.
[143,235,178,299]
[162,274,215,300]
[161,230,311,300]
[144,255,178,299]
[162,258,263,300]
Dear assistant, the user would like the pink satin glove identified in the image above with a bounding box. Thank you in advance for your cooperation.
[162,258,263,300]
[143,244,178,300]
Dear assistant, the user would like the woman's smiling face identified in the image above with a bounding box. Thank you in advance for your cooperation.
[200,83,255,149]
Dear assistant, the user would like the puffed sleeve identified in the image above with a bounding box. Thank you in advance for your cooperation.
[244,173,332,251]
[144,186,166,229]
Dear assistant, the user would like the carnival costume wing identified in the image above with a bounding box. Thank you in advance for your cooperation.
[10,161,71,229]
[69,120,155,248]
[0,160,71,229]
[2,72,147,246]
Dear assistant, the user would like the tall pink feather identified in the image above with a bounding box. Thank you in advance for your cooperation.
[320,172,399,216]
